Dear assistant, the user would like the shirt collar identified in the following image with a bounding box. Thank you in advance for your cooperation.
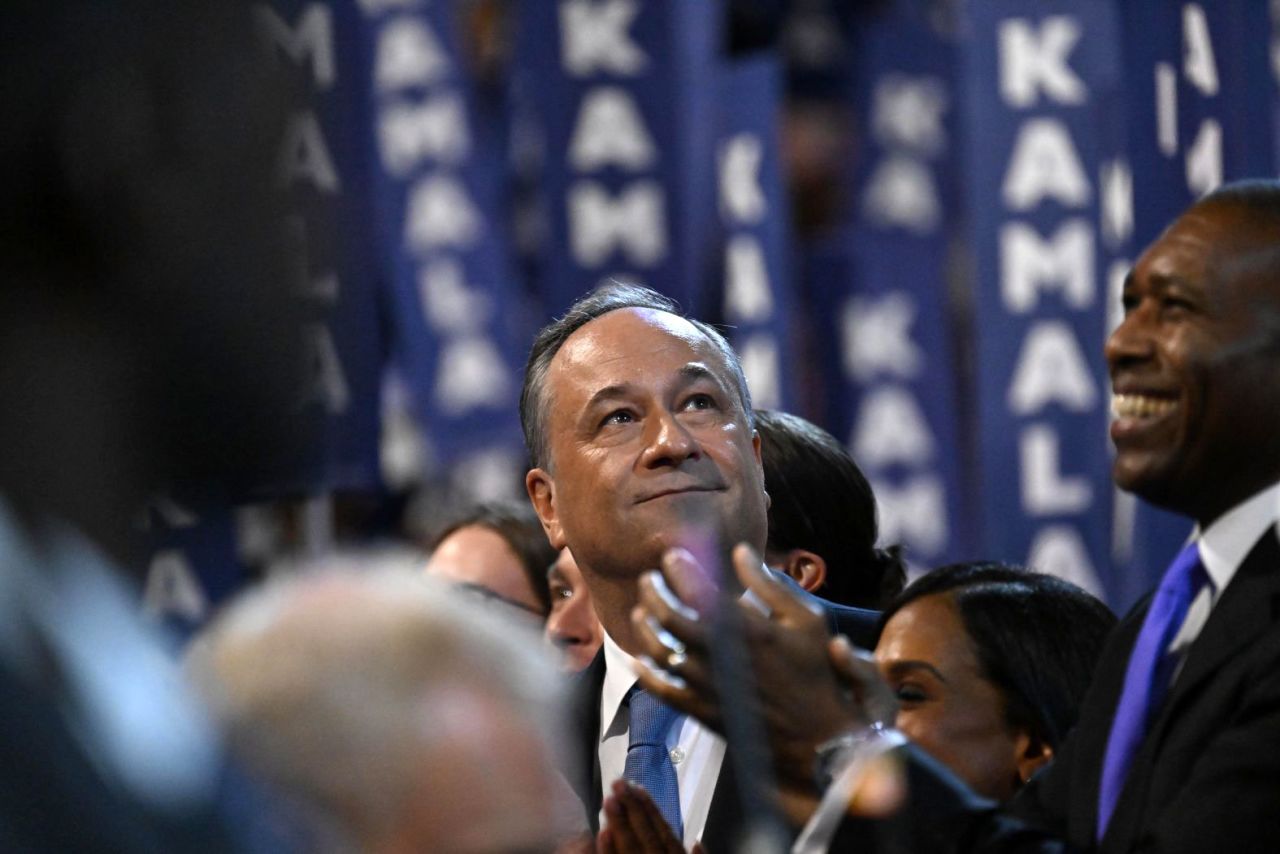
[598,563,776,735]
[1195,481,1280,594]
[600,629,640,741]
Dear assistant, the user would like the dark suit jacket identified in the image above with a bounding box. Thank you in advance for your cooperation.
[565,586,879,853]
[887,523,1280,853]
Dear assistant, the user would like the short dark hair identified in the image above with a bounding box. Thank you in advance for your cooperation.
[1200,178,1280,223]
[756,409,905,608]
[520,283,754,470]
[430,500,557,615]
[878,562,1116,750]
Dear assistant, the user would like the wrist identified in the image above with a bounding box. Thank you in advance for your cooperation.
[813,723,904,790]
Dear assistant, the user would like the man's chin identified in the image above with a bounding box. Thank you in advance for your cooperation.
[1112,458,1182,510]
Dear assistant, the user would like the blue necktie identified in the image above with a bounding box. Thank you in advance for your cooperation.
[1097,542,1210,840]
[623,687,683,839]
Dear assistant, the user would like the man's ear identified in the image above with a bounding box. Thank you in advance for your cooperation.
[525,468,566,549]
[778,548,827,593]
[1013,731,1054,788]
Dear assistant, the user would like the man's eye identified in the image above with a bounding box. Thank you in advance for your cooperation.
[601,409,635,427]
[894,684,928,704]
[551,585,572,600]
[683,393,715,411]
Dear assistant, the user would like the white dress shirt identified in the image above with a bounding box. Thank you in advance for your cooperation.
[1168,481,1280,670]
[598,630,726,849]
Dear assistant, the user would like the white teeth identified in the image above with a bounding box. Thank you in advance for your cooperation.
[1111,393,1177,419]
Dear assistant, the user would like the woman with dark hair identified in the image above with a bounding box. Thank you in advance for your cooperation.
[756,409,905,609]
[424,500,556,619]
[874,562,1116,801]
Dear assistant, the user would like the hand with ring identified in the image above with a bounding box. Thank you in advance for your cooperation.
[629,543,879,825]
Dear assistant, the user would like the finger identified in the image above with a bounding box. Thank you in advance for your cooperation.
[660,546,718,615]
[634,653,722,730]
[630,605,711,691]
[615,782,682,852]
[597,826,617,854]
[636,571,705,651]
[828,636,897,726]
[731,543,824,624]
[603,786,640,854]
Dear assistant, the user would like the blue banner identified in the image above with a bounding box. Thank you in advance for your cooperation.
[513,0,721,315]
[143,496,243,641]
[714,55,798,413]
[357,1,529,491]
[960,0,1125,598]
[810,2,969,571]
[255,0,384,492]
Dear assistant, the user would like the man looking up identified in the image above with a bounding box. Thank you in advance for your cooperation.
[522,285,874,852]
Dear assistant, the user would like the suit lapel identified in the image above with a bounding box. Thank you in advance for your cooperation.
[568,651,607,832]
[1102,525,1280,851]
[1162,526,1280,709]
[700,745,742,853]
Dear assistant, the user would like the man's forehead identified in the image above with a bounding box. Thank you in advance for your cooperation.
[1138,206,1250,283]
[551,307,724,379]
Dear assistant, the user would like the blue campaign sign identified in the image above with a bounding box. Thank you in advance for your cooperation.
[356,1,528,486]
[812,1,969,570]
[959,0,1125,598]
[513,0,721,316]
[714,54,798,414]
[255,0,385,493]
[143,496,244,642]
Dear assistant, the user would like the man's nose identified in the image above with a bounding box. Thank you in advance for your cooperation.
[639,409,700,468]
[1105,307,1156,370]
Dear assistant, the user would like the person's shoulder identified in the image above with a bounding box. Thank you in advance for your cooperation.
[820,600,881,650]
[765,568,881,649]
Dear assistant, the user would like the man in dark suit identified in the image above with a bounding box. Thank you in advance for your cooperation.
[521,285,878,852]
[635,180,1280,853]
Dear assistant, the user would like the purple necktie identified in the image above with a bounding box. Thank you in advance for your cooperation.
[1097,542,1209,841]
[623,687,683,840]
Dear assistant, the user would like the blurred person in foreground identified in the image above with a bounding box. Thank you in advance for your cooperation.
[0,0,303,849]
[424,499,556,619]
[546,547,604,673]
[632,180,1280,852]
[521,284,879,852]
[189,569,580,853]
[874,563,1115,802]
[756,409,906,609]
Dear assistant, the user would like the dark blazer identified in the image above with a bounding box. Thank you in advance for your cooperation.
[892,523,1280,853]
[565,585,879,853]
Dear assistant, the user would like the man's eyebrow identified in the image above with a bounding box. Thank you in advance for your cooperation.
[883,659,948,683]
[678,363,726,388]
[583,383,633,411]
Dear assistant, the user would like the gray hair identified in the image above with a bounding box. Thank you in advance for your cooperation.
[188,567,562,851]
[519,283,754,470]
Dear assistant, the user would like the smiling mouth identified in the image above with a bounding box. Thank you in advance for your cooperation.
[1111,393,1177,420]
